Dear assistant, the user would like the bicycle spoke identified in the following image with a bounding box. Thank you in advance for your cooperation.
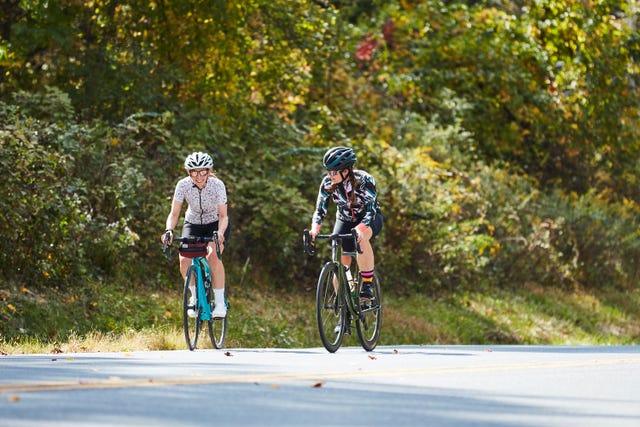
[356,274,382,351]
[208,287,227,349]
[316,263,345,353]
[183,266,200,351]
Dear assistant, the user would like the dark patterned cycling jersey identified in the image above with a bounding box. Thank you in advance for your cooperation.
[312,169,379,227]
[173,176,227,224]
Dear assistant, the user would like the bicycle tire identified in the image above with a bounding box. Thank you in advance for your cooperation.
[356,274,382,351]
[207,287,227,349]
[316,262,346,353]
[183,265,201,351]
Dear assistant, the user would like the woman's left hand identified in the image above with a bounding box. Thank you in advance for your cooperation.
[217,232,225,253]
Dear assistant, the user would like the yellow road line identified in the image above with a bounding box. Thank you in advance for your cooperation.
[2,358,639,393]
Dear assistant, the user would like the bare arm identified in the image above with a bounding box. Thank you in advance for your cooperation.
[161,199,183,244]
[216,203,228,251]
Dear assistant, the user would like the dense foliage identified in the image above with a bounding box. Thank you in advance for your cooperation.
[1,0,639,339]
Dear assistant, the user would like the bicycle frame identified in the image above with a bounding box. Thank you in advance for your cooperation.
[163,231,227,350]
[306,229,362,315]
[305,228,382,352]
[333,246,360,317]
[163,232,222,322]
[191,256,213,321]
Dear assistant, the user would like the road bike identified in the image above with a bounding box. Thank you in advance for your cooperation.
[303,229,382,353]
[163,232,227,350]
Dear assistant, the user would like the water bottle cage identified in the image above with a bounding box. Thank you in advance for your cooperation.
[343,266,356,292]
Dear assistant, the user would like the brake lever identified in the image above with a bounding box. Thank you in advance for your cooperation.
[213,231,222,260]
[303,229,316,256]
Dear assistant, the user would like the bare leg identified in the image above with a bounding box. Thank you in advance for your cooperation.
[206,243,225,289]
[355,226,374,272]
[179,255,190,280]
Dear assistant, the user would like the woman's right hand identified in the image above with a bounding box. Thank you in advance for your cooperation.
[308,224,321,241]
[161,230,173,245]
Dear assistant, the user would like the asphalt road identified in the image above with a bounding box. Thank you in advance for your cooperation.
[1,345,639,426]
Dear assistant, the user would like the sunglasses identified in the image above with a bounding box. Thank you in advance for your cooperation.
[189,169,209,177]
[327,170,341,177]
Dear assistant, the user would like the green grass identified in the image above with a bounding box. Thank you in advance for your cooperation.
[1,281,639,354]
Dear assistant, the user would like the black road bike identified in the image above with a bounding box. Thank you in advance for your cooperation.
[304,229,382,353]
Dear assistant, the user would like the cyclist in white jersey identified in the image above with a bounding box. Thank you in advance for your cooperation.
[161,152,229,318]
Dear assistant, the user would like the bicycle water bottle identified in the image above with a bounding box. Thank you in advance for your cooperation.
[344,266,356,297]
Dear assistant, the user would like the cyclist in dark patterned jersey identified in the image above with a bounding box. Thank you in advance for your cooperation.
[309,146,383,300]
[161,152,230,318]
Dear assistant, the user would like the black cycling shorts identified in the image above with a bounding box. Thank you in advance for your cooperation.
[332,208,383,253]
[179,221,231,258]
[182,220,231,242]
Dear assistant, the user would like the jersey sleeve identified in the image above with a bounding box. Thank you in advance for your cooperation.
[213,178,228,206]
[359,174,378,227]
[311,177,332,227]
[172,179,186,203]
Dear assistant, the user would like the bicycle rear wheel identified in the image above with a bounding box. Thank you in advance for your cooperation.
[316,262,346,353]
[183,265,201,351]
[356,274,382,351]
[207,290,227,349]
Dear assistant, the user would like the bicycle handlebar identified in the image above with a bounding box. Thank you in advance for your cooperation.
[303,228,362,256]
[162,231,222,260]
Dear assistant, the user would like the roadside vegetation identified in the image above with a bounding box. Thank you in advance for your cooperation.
[1,1,639,352]
[2,281,638,354]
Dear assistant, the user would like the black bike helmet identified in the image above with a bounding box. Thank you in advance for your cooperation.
[322,146,356,171]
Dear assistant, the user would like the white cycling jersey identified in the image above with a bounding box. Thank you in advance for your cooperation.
[173,176,227,224]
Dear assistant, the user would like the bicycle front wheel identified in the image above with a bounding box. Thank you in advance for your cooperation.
[183,265,201,351]
[356,274,382,351]
[316,262,346,353]
[207,292,227,349]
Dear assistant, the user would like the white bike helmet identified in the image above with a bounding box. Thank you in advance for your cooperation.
[184,152,213,170]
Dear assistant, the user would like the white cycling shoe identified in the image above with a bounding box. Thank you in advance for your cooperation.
[212,302,227,319]
[187,295,197,318]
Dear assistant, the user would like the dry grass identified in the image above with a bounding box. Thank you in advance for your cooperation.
[1,284,639,355]
[1,328,186,355]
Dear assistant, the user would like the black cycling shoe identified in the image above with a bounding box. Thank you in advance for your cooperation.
[334,314,352,334]
[359,282,373,299]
